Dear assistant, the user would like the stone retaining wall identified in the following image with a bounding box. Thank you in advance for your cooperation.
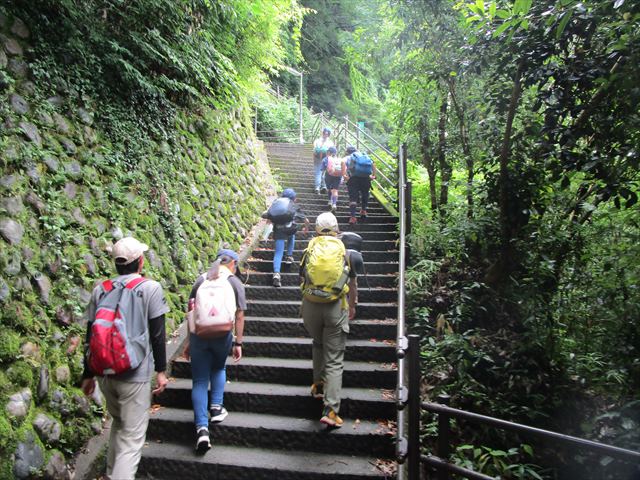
[0,10,273,478]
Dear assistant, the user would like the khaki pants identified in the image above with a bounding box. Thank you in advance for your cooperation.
[98,377,150,480]
[301,297,349,414]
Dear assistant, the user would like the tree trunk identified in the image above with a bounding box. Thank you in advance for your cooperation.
[447,79,474,218]
[437,96,450,215]
[419,117,438,212]
[498,62,524,272]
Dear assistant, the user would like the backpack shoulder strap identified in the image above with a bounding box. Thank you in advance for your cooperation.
[125,276,147,290]
[102,280,114,292]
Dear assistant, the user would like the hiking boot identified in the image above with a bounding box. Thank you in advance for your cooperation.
[272,272,281,287]
[195,427,211,453]
[320,187,327,194]
[284,255,294,266]
[310,382,324,399]
[209,405,228,424]
[348,216,357,225]
[359,209,367,220]
[315,188,320,195]
[320,408,343,428]
[331,204,337,213]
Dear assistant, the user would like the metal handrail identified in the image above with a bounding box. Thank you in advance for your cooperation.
[405,344,640,479]
[396,144,409,480]
[343,115,394,157]
[341,126,396,174]
[423,400,640,464]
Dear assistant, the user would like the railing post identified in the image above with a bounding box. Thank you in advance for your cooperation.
[401,143,408,184]
[437,394,452,480]
[406,180,412,269]
[408,334,421,480]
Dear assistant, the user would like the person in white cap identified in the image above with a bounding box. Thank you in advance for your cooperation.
[299,212,358,428]
[81,236,169,480]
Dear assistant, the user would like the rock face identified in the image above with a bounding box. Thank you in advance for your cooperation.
[0,218,24,244]
[0,12,273,478]
[13,431,45,480]
[33,413,62,443]
[6,388,31,418]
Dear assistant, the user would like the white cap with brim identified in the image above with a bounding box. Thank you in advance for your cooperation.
[111,237,149,265]
[315,212,339,235]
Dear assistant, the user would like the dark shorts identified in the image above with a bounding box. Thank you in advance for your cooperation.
[325,174,342,190]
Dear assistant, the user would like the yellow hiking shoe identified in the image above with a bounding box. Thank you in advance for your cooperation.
[320,409,343,428]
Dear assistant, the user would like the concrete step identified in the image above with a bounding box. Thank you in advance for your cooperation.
[294,197,384,209]
[242,316,397,341]
[299,222,397,232]
[146,408,395,458]
[245,299,397,320]
[251,249,398,263]
[245,285,397,303]
[245,272,397,288]
[282,230,397,241]
[237,336,396,363]
[258,238,398,251]
[247,258,398,274]
[138,441,394,479]
[157,380,396,420]
[171,357,397,389]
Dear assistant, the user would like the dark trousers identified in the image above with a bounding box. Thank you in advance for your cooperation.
[347,177,371,216]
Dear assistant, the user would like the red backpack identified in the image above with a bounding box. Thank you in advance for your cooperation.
[87,276,150,376]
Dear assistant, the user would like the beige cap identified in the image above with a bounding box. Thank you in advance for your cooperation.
[315,212,339,235]
[111,237,149,265]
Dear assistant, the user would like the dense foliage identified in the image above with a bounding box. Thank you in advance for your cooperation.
[319,0,640,478]
[0,1,299,477]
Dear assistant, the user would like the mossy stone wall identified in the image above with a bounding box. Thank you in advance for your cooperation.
[0,11,272,478]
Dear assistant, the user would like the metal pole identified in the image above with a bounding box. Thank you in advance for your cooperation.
[299,72,304,144]
[437,394,451,480]
[408,335,421,480]
[406,181,412,269]
[356,123,360,150]
[402,144,408,185]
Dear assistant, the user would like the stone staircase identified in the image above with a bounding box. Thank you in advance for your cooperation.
[139,142,399,479]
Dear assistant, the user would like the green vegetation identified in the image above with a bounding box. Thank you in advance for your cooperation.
[0,1,302,476]
[299,0,640,477]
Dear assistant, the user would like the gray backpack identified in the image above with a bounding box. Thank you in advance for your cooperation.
[87,276,150,375]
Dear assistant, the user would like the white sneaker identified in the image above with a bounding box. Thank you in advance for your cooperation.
[209,405,229,423]
[195,427,211,453]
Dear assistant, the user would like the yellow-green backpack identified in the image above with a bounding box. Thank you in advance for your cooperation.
[301,236,350,303]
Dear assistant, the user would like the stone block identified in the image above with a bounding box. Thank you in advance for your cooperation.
[0,217,24,244]
[6,388,32,418]
[13,431,44,480]
[10,93,29,114]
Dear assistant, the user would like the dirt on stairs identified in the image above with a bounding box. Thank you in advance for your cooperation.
[139,142,399,479]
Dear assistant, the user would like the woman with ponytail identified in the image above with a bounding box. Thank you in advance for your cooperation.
[182,249,246,453]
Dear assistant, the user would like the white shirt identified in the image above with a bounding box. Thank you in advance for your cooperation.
[313,137,335,153]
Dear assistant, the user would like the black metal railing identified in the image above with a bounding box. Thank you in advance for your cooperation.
[396,143,412,480]
[401,332,640,479]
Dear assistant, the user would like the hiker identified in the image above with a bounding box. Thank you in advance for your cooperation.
[182,249,246,453]
[313,127,334,194]
[81,236,169,480]
[322,146,347,213]
[344,145,376,224]
[300,212,358,428]
[262,188,310,287]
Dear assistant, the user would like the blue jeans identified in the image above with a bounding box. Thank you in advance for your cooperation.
[189,332,233,428]
[314,160,326,191]
[273,235,295,273]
